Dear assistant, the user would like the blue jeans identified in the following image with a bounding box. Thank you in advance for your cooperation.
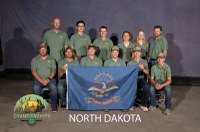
[140,79,150,107]
[150,80,172,109]
[57,79,67,105]
[33,79,57,109]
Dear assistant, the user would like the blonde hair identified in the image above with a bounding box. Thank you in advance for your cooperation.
[136,29,146,46]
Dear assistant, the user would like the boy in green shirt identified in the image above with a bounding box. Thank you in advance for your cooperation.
[70,20,91,61]
[57,46,79,108]
[149,52,172,115]
[80,44,102,66]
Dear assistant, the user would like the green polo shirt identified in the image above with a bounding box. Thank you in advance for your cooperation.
[43,29,69,62]
[133,42,149,58]
[80,56,102,66]
[149,36,168,59]
[93,37,113,61]
[31,55,56,79]
[127,58,148,79]
[118,42,133,62]
[58,58,79,73]
[151,63,171,82]
[70,33,91,57]
[104,58,126,66]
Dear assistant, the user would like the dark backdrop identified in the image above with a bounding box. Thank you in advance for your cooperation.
[1,0,200,77]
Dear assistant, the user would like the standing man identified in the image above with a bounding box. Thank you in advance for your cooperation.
[43,18,69,62]
[127,47,149,111]
[148,25,168,67]
[70,20,91,61]
[148,53,172,115]
[80,44,102,66]
[104,46,126,66]
[57,46,79,108]
[93,26,113,62]
[31,43,58,112]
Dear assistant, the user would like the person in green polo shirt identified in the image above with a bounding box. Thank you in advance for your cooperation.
[133,29,149,60]
[43,18,69,62]
[57,46,79,108]
[127,46,150,112]
[104,46,126,66]
[118,31,133,63]
[31,43,58,112]
[93,26,113,62]
[70,20,91,61]
[80,44,102,66]
[148,25,168,67]
[149,52,172,115]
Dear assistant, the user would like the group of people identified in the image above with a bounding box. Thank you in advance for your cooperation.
[31,18,172,115]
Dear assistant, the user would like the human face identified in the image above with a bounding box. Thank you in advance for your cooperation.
[138,31,145,40]
[134,51,141,59]
[53,18,61,30]
[154,28,162,38]
[123,32,130,42]
[157,57,165,66]
[111,50,119,59]
[65,49,73,58]
[39,48,48,57]
[76,23,85,33]
[100,28,107,38]
[88,48,96,56]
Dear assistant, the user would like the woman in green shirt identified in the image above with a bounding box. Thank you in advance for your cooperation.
[118,31,133,64]
[133,30,149,60]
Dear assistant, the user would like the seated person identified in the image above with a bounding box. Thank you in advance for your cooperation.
[80,44,103,66]
[104,46,126,66]
[57,46,79,108]
[149,52,172,115]
[31,43,57,112]
[127,46,150,111]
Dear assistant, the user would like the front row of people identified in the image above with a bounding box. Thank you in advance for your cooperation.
[31,43,172,115]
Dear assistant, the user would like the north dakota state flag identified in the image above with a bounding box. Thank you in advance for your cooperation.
[67,65,139,110]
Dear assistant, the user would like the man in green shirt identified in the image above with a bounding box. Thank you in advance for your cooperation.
[93,26,113,62]
[43,18,69,62]
[31,43,57,112]
[80,44,102,66]
[148,25,168,67]
[127,46,150,111]
[70,20,91,61]
[57,46,79,108]
[149,53,172,115]
[104,46,126,66]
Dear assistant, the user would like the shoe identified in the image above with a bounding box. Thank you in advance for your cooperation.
[164,109,171,115]
[148,106,156,111]
[129,107,134,111]
[52,108,58,112]
[140,106,148,112]
[61,104,66,109]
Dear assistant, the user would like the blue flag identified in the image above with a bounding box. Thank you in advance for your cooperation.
[67,65,139,110]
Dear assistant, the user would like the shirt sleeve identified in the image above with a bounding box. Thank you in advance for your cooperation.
[69,35,75,48]
[166,65,172,78]
[151,66,155,79]
[58,60,63,71]
[51,58,57,70]
[162,38,168,51]
[64,34,70,47]
[31,58,36,70]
